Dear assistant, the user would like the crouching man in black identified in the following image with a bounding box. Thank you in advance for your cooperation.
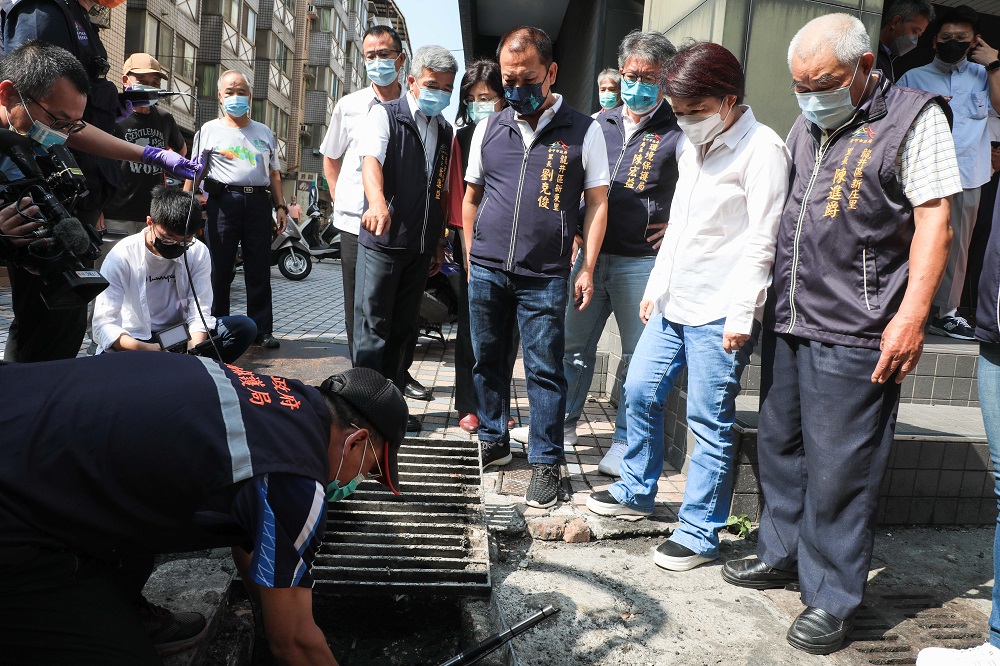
[0,355,408,665]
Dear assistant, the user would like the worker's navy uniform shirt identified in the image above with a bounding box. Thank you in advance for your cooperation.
[0,353,332,588]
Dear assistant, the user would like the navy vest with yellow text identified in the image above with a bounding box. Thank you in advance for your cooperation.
[471,102,593,278]
[599,103,681,257]
[361,96,452,255]
[769,78,947,349]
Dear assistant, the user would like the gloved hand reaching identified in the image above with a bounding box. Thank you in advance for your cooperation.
[141,145,204,181]
[116,98,134,124]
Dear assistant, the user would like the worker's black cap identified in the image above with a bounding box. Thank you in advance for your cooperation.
[318,367,408,494]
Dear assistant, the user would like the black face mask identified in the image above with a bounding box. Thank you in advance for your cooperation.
[937,39,971,64]
[153,236,188,259]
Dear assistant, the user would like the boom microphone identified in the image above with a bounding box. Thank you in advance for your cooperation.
[52,216,91,255]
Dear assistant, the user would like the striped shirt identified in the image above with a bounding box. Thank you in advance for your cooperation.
[895,102,964,205]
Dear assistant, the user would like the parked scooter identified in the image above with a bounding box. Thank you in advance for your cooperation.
[298,203,340,261]
[271,213,314,280]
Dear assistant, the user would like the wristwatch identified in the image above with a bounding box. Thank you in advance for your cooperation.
[986,60,1000,73]
[275,204,289,214]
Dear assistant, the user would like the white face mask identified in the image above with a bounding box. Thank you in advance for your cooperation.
[676,100,733,146]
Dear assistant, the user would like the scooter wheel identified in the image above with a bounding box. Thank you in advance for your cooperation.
[278,248,312,280]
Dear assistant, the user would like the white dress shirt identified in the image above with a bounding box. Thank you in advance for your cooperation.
[465,93,610,190]
[359,91,445,179]
[93,231,215,354]
[319,84,404,235]
[643,106,792,335]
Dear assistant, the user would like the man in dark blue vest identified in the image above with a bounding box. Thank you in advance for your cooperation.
[721,13,961,655]
[462,26,610,509]
[0,354,407,664]
[356,44,456,434]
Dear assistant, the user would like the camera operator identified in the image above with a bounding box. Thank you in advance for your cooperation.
[93,186,257,363]
[0,41,202,363]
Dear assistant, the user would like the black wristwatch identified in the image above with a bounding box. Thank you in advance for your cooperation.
[986,59,1000,73]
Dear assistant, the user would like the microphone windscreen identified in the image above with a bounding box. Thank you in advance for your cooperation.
[52,216,91,255]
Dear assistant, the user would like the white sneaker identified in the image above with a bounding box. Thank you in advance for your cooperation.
[917,643,1000,665]
[508,423,577,447]
[598,441,628,476]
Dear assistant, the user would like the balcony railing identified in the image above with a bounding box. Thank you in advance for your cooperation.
[222,23,255,64]
[269,62,291,98]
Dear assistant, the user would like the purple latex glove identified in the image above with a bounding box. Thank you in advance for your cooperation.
[116,98,134,123]
[141,145,204,181]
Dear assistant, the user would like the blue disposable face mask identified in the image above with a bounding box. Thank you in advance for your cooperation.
[416,87,451,117]
[467,101,497,125]
[621,78,660,115]
[598,91,619,110]
[15,101,68,148]
[223,95,250,118]
[504,80,547,116]
[326,431,368,502]
[795,60,866,131]
[367,58,399,86]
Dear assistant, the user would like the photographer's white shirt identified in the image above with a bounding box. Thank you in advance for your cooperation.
[93,231,215,354]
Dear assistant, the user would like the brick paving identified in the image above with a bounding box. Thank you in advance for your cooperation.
[0,259,683,520]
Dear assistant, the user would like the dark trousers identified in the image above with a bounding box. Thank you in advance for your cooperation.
[0,547,160,665]
[756,332,900,620]
[205,191,274,335]
[353,243,431,390]
[339,231,359,356]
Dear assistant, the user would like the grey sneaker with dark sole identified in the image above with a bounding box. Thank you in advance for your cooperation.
[525,463,560,508]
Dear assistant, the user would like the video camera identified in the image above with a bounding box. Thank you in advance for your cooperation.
[0,128,108,309]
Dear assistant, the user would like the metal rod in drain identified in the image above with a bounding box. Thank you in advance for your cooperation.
[437,605,560,666]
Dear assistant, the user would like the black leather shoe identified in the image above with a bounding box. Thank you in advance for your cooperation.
[786,607,854,655]
[404,377,433,401]
[721,556,798,589]
[406,415,422,433]
[255,334,280,349]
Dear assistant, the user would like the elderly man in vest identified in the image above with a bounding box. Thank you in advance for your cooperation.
[721,14,961,655]
[356,44,456,434]
[462,25,610,509]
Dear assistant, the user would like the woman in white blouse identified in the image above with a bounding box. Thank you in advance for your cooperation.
[586,41,792,573]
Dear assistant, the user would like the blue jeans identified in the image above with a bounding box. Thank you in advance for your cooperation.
[981,343,1000,648]
[563,253,655,443]
[216,315,257,363]
[609,316,756,557]
[469,264,568,465]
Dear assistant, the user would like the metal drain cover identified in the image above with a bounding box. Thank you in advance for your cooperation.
[849,592,987,665]
[313,436,491,597]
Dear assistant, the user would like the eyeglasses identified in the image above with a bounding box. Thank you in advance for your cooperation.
[365,49,400,61]
[151,224,195,247]
[938,31,972,42]
[465,95,499,104]
[621,72,660,86]
[24,96,86,134]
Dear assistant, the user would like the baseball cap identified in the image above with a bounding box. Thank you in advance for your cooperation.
[319,367,408,494]
[123,53,166,78]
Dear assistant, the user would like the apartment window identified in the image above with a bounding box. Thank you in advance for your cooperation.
[175,38,196,82]
[143,17,174,73]
[317,7,332,32]
[222,0,255,41]
[241,3,256,39]
[305,66,333,92]
[272,37,292,77]
[251,99,265,123]
[197,63,218,98]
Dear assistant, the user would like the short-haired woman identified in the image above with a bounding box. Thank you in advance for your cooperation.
[586,42,792,573]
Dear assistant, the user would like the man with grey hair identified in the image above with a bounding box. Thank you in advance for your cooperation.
[510,29,678,474]
[187,69,288,350]
[721,12,961,655]
[596,67,622,113]
[878,0,934,80]
[356,44,457,433]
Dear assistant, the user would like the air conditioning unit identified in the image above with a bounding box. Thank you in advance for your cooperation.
[299,124,312,138]
[306,4,318,18]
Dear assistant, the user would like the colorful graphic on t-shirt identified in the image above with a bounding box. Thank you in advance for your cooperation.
[218,146,259,165]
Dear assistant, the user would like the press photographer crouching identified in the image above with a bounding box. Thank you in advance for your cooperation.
[93,186,257,363]
[0,41,201,362]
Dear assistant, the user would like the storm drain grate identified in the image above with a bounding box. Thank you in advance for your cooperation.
[314,436,491,597]
[848,591,987,665]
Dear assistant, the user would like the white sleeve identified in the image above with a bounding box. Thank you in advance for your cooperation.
[723,134,792,334]
[898,102,963,206]
[464,121,489,185]
[582,121,611,190]
[185,244,216,333]
[357,105,391,165]
[320,100,349,159]
[92,248,131,352]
